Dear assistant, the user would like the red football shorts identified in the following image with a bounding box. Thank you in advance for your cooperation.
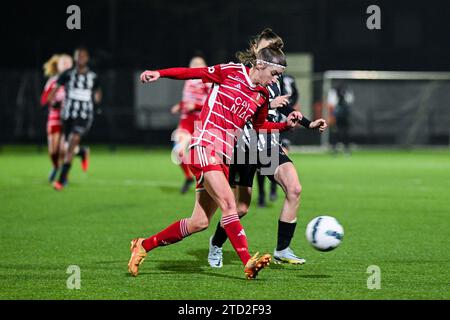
[188,146,229,191]
[178,113,200,135]
[47,124,62,134]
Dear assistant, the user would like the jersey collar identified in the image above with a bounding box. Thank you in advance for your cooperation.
[242,65,256,88]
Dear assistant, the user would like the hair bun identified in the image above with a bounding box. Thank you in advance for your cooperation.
[268,39,284,51]
[261,28,274,35]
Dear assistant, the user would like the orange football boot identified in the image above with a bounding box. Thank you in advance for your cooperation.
[244,252,271,280]
[128,238,147,277]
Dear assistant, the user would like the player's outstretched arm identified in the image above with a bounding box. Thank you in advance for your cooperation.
[252,103,290,132]
[170,103,180,114]
[308,118,328,132]
[141,67,211,84]
[285,111,327,132]
[286,111,303,128]
[140,70,161,83]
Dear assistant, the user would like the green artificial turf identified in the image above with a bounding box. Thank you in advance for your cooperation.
[0,146,449,300]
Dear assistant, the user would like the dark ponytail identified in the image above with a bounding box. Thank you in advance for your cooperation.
[236,28,285,66]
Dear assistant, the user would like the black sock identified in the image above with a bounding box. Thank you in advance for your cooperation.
[76,146,86,158]
[211,222,228,247]
[58,163,72,184]
[276,220,297,251]
[257,172,266,203]
[211,215,244,247]
[270,180,277,195]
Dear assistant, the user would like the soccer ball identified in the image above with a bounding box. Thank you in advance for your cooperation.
[305,216,344,251]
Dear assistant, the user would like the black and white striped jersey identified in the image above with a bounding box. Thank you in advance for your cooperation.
[57,68,100,121]
[238,74,299,152]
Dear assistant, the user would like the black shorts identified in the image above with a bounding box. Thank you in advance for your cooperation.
[63,117,93,137]
[229,144,292,188]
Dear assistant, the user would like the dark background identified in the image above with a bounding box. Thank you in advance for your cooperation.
[3,0,450,71]
[1,0,449,146]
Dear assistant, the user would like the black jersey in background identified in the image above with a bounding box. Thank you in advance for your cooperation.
[57,68,100,122]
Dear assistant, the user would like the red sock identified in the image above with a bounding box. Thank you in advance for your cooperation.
[142,218,190,252]
[222,214,251,265]
[180,162,193,179]
[50,153,59,168]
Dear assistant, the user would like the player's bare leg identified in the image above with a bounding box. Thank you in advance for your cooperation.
[203,171,270,279]
[79,146,90,172]
[209,185,252,268]
[129,189,218,277]
[47,132,61,182]
[172,130,194,194]
[54,132,80,190]
[72,144,90,172]
[235,186,252,219]
[59,135,67,168]
[275,162,301,222]
[273,162,305,264]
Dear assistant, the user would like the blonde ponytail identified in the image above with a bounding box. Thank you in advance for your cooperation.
[43,54,60,77]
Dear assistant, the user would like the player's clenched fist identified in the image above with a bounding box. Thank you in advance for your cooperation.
[270,94,290,109]
[309,118,327,132]
[286,111,303,128]
[140,70,160,83]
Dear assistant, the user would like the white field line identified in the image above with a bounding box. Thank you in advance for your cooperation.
[6,178,181,188]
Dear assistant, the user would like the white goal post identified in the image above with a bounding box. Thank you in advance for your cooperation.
[320,70,450,148]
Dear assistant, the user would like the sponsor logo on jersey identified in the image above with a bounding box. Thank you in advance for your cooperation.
[230,97,252,121]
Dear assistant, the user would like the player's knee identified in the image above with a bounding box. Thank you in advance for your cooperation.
[190,217,210,233]
[219,197,237,215]
[286,183,302,202]
[71,135,81,146]
[237,203,249,217]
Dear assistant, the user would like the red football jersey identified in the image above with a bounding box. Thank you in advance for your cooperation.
[40,76,66,127]
[158,63,288,161]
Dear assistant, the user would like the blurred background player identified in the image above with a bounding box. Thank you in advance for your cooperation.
[256,73,300,207]
[170,54,211,194]
[207,29,327,268]
[40,54,73,182]
[328,85,353,155]
[49,46,102,190]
